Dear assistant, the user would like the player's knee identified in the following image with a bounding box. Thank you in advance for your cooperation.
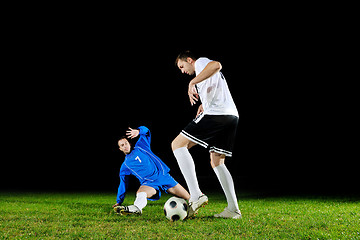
[172,134,195,151]
[171,136,185,151]
[211,159,224,168]
[171,139,178,151]
[211,152,226,159]
[137,186,156,198]
[210,152,226,168]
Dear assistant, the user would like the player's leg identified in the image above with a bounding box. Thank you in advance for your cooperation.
[115,185,157,215]
[172,135,208,217]
[210,152,225,168]
[167,183,190,200]
[171,134,197,150]
[134,185,157,211]
[211,152,241,219]
[171,134,203,202]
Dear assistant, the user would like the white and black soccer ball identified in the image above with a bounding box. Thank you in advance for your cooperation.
[163,197,188,221]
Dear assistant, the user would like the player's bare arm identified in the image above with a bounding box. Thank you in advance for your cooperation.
[188,61,222,106]
[191,61,222,85]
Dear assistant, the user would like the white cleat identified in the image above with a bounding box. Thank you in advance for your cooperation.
[187,194,208,218]
[214,207,242,219]
[114,205,141,215]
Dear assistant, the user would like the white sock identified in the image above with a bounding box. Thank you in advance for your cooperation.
[133,192,147,212]
[173,147,202,202]
[213,164,239,212]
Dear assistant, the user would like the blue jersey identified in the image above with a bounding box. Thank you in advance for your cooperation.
[116,126,171,204]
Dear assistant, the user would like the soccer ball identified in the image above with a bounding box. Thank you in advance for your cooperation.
[163,197,188,221]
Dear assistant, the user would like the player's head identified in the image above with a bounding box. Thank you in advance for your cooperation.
[175,50,198,75]
[118,137,131,155]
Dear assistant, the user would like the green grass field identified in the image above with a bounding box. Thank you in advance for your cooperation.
[0,191,359,239]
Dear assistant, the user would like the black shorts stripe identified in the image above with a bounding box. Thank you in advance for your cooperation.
[181,130,208,148]
[209,146,233,157]
[181,114,238,157]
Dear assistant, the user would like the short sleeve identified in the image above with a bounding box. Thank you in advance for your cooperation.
[194,57,212,75]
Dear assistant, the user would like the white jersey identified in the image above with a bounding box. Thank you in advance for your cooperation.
[195,57,238,117]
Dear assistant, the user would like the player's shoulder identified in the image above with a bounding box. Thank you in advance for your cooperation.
[196,57,211,64]
[123,150,134,163]
[122,153,136,167]
[195,57,212,69]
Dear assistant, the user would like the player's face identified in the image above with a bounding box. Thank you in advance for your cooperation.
[118,138,131,154]
[177,59,195,75]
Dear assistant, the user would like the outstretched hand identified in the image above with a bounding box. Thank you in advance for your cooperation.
[126,127,140,139]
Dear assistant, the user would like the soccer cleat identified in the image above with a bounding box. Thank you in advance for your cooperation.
[187,194,208,218]
[114,205,141,216]
[214,207,242,219]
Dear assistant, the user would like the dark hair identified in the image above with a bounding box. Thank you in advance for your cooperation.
[118,136,127,141]
[117,134,138,151]
[175,50,198,66]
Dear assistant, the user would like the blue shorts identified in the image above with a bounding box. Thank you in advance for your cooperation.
[142,173,178,201]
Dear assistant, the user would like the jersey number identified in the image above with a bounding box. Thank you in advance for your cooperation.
[135,156,142,163]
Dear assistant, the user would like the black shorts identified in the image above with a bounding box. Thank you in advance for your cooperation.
[181,113,239,157]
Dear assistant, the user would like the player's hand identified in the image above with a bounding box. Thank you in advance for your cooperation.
[188,81,199,106]
[126,127,140,139]
[196,104,204,117]
[112,203,120,208]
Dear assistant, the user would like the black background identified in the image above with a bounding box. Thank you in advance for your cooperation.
[2,9,357,196]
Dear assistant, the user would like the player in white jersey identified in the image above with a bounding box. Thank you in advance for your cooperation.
[171,51,241,219]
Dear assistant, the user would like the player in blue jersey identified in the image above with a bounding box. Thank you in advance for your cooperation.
[112,126,190,215]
